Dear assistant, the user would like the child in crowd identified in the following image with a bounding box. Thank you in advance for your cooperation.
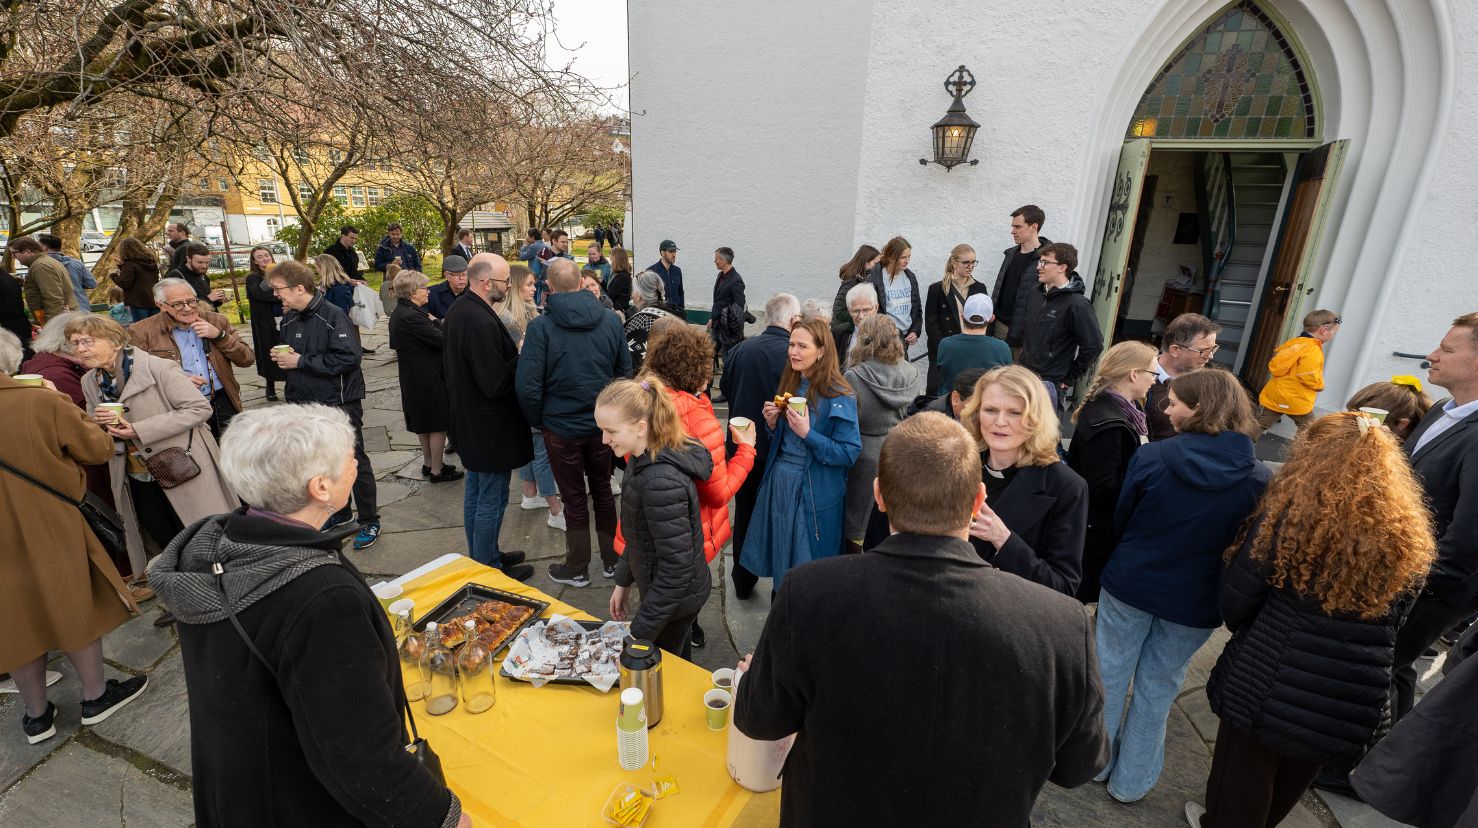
[1254,309,1341,439]
[599,377,713,658]
[107,286,131,326]
[1345,375,1432,443]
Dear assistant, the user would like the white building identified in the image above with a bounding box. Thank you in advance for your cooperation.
[628,0,1478,411]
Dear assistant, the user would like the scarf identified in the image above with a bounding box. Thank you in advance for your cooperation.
[1104,389,1148,436]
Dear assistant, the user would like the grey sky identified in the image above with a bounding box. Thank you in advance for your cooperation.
[544,0,630,112]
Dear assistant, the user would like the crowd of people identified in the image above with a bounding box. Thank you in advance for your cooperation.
[2,208,1475,828]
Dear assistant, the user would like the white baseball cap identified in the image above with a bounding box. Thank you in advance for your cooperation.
[963,294,994,325]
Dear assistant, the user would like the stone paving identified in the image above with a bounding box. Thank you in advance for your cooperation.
[0,316,1445,826]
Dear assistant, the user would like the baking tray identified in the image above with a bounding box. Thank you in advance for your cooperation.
[412,582,550,658]
[499,620,615,686]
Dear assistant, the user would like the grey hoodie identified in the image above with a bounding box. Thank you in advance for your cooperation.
[843,358,920,538]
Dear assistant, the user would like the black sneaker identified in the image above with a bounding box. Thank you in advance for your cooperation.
[690,620,706,649]
[428,467,465,483]
[501,563,535,582]
[500,550,527,567]
[22,702,57,745]
[547,563,590,588]
[80,676,148,725]
[602,563,617,579]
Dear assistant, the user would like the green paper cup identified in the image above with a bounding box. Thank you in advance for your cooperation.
[711,668,735,693]
[372,582,403,612]
[13,374,44,387]
[1358,407,1389,424]
[786,397,808,417]
[98,403,125,424]
[704,688,732,730]
[271,345,292,355]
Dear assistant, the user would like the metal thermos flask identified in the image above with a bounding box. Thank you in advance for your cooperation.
[618,637,664,728]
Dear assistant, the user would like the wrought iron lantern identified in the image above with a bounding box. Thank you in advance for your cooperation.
[920,66,980,171]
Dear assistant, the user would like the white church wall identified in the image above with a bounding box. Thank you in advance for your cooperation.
[627,0,875,309]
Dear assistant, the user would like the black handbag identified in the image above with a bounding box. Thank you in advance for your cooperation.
[213,563,447,786]
[0,455,128,557]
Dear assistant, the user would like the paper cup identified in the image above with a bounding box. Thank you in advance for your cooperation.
[372,582,403,611]
[271,345,292,355]
[12,374,44,387]
[1358,407,1389,424]
[711,668,735,693]
[98,402,125,424]
[728,416,753,433]
[704,688,732,730]
[786,397,808,416]
[388,598,415,619]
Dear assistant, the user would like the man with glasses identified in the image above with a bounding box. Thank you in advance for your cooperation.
[1146,313,1221,441]
[1020,243,1102,412]
[268,260,382,550]
[128,277,255,439]
[443,253,535,581]
[990,205,1051,357]
[1252,309,1342,440]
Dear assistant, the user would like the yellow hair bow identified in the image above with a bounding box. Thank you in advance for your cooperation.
[1391,375,1422,393]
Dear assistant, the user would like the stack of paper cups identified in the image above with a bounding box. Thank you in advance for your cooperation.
[616,687,649,771]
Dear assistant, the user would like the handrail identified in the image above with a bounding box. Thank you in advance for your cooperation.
[1202,153,1236,318]
[1393,351,1432,368]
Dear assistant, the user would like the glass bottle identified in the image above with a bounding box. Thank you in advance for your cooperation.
[456,619,496,714]
[395,610,429,702]
[421,622,459,716]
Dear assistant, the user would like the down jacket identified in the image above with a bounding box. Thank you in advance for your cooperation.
[1207,523,1409,764]
[613,442,714,643]
[1257,334,1325,416]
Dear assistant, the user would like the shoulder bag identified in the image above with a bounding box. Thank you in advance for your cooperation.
[141,427,201,489]
[212,562,446,786]
[0,455,128,557]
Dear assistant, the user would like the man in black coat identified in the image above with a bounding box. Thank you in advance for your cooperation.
[322,225,362,280]
[516,258,631,587]
[708,246,746,358]
[169,242,227,310]
[735,413,1107,826]
[719,292,798,599]
[1019,243,1103,411]
[448,227,475,263]
[269,261,379,550]
[990,205,1050,353]
[1388,313,1478,719]
[444,254,534,580]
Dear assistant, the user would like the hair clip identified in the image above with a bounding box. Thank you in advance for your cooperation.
[1390,374,1423,393]
[639,380,650,391]
[1355,414,1373,435]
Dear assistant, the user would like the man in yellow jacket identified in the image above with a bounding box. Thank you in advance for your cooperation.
[1254,309,1341,439]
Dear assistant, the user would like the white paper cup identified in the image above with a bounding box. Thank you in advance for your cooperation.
[388,598,415,618]
[729,416,753,432]
[1358,407,1389,424]
[372,582,403,611]
[12,374,44,387]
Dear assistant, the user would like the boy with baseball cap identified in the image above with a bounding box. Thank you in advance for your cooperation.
[934,293,1012,396]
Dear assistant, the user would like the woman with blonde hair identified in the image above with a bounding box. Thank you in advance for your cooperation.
[1065,340,1159,602]
[600,377,713,658]
[501,264,565,529]
[1189,412,1435,827]
[1345,375,1432,442]
[314,254,355,315]
[959,365,1088,595]
[740,317,861,591]
[1094,368,1269,804]
[923,243,990,391]
[842,315,917,552]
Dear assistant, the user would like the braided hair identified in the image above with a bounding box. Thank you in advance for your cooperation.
[1071,340,1158,423]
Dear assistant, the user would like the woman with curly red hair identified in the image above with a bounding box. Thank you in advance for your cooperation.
[1186,412,1436,828]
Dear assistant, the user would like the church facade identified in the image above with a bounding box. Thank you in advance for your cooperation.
[628,0,1478,412]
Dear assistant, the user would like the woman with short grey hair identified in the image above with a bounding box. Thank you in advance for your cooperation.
[388,270,459,482]
[148,404,468,828]
[625,270,679,372]
[0,326,22,373]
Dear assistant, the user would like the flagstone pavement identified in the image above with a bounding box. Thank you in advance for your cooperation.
[0,317,1446,827]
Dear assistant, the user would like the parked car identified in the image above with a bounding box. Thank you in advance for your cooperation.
[81,231,110,252]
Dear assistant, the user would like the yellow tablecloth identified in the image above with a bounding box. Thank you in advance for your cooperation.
[396,556,781,827]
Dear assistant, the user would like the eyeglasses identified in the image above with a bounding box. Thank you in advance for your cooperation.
[68,337,99,350]
[1174,343,1220,357]
[164,298,201,310]
[956,259,977,267]
[1037,259,1062,268]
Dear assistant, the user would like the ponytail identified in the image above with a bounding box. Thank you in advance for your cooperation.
[596,377,691,458]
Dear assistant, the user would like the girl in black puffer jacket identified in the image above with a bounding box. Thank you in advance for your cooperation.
[1192,411,1436,828]
[599,377,713,658]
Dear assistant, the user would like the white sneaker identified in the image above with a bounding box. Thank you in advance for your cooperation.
[0,671,62,693]
[521,495,549,511]
[610,475,622,496]
[1184,801,1206,827]
[547,512,567,531]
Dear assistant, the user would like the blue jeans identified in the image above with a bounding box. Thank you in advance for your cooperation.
[128,306,159,322]
[517,429,558,496]
[1094,589,1215,802]
[464,469,512,568]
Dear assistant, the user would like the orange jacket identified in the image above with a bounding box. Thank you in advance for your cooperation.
[616,388,756,561]
[1258,335,1325,416]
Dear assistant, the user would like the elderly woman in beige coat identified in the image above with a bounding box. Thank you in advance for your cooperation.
[0,329,144,746]
[67,316,236,626]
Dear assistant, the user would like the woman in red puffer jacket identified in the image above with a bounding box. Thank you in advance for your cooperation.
[616,320,756,646]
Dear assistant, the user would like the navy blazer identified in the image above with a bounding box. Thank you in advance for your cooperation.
[969,460,1089,596]
[1405,399,1478,602]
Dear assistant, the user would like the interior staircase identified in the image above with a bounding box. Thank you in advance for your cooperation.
[1201,152,1287,370]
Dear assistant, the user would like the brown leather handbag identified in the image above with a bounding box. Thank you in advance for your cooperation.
[141,428,201,489]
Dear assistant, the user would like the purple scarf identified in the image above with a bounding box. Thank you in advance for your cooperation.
[1104,389,1148,436]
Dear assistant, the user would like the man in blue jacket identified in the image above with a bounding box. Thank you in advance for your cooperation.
[38,233,96,309]
[648,239,684,314]
[372,223,421,274]
[516,259,632,587]
[425,255,468,319]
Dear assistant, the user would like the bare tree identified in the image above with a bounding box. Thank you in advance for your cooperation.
[496,111,630,232]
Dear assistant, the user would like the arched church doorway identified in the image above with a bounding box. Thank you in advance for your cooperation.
[1088,0,1346,390]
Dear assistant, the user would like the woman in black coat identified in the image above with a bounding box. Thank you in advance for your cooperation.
[829,243,880,344]
[0,266,31,359]
[387,270,460,482]
[923,244,990,391]
[959,366,1088,596]
[1190,412,1436,828]
[1064,341,1159,603]
[243,247,286,401]
[601,377,713,659]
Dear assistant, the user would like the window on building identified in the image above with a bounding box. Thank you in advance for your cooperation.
[1126,0,1318,140]
[292,148,310,165]
[218,179,230,192]
[329,149,344,163]
[258,178,279,204]
[253,143,272,162]
[334,185,349,206]
[266,217,280,234]
[350,186,366,207]
[298,181,315,203]
[198,178,209,190]
[367,187,382,206]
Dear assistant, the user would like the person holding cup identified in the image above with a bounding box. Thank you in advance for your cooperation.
[739,317,861,593]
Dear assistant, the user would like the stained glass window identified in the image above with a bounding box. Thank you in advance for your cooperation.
[1127,1,1317,140]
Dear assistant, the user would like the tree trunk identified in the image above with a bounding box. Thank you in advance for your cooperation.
[439,204,460,255]
[53,214,84,258]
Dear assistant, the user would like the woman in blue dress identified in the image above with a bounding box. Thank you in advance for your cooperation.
[740,317,861,591]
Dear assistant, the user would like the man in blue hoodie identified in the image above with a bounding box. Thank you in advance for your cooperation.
[516,258,632,587]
